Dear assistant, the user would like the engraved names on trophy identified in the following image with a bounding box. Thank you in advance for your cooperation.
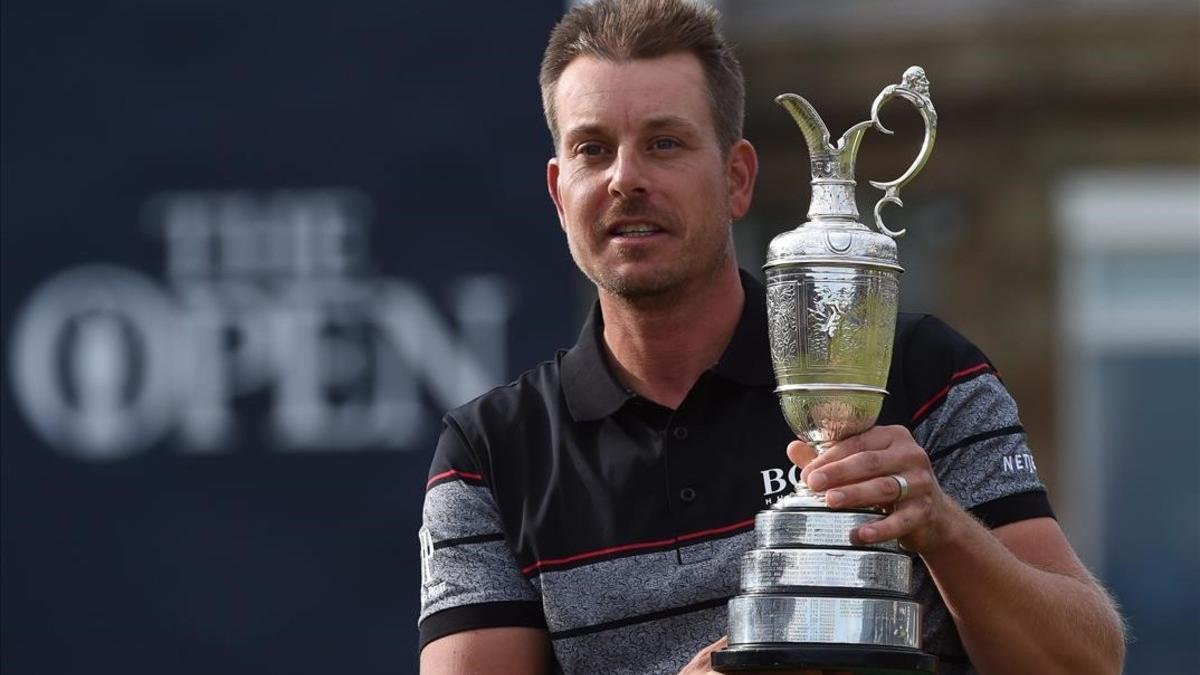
[741,549,912,594]
[727,596,921,648]
[756,511,899,550]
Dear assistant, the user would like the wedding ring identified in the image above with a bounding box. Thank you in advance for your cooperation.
[890,474,909,502]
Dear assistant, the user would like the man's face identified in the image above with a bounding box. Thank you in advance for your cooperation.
[547,52,755,301]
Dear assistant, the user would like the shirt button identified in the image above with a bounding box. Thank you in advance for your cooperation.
[673,426,689,441]
[680,487,697,502]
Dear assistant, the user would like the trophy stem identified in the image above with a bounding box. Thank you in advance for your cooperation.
[774,478,827,509]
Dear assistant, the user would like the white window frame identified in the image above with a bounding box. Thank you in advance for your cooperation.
[1054,167,1200,570]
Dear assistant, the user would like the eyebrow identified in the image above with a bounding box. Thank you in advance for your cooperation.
[562,115,701,144]
[643,115,699,134]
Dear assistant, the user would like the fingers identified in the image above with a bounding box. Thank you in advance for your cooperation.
[786,440,817,469]
[785,426,954,553]
[823,474,911,509]
[802,427,925,493]
[799,426,895,481]
[705,635,728,652]
[799,433,864,481]
[850,493,934,545]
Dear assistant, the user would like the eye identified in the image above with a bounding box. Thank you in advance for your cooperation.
[651,138,681,151]
[575,142,609,157]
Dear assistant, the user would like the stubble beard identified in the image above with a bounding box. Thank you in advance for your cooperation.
[570,194,734,304]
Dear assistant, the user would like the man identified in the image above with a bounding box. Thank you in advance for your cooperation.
[417,1,1125,673]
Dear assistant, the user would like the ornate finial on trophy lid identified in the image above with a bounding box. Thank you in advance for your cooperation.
[900,66,930,96]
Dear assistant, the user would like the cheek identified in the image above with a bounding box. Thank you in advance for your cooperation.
[562,175,607,218]
[688,171,732,216]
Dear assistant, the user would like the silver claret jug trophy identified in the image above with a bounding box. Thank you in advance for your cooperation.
[712,67,938,674]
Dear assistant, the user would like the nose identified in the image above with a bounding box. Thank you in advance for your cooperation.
[608,146,648,199]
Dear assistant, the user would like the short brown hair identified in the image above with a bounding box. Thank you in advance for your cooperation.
[539,0,745,154]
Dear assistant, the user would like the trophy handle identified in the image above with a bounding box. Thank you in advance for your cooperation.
[867,66,938,239]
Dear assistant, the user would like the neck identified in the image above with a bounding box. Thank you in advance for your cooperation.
[599,262,744,409]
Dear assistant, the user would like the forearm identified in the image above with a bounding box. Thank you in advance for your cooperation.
[420,627,553,675]
[921,510,1124,675]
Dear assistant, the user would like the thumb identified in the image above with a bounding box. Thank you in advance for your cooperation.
[679,635,728,674]
[786,440,817,469]
[698,635,727,658]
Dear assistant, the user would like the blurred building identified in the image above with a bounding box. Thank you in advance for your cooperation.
[720,2,1199,672]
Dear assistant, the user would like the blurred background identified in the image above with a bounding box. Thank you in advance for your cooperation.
[2,1,1196,673]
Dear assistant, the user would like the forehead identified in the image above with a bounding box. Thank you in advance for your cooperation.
[553,53,713,137]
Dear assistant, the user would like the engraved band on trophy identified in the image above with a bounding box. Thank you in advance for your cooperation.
[712,67,939,674]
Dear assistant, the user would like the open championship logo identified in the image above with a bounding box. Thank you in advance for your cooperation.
[7,190,514,462]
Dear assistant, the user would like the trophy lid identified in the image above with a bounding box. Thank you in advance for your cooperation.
[764,221,902,273]
[764,66,936,273]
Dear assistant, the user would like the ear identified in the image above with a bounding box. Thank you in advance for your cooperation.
[726,139,758,220]
[547,156,566,231]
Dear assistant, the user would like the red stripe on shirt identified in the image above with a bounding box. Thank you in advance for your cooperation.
[521,517,756,575]
[911,362,993,422]
[677,517,758,542]
[426,468,484,490]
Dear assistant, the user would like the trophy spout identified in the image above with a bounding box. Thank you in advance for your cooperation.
[775,95,873,189]
[774,93,832,164]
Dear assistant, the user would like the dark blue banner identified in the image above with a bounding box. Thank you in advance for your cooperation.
[1,2,573,673]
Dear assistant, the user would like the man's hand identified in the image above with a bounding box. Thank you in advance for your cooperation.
[786,426,1125,674]
[677,636,726,674]
[789,425,956,553]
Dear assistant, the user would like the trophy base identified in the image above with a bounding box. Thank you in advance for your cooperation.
[711,644,937,674]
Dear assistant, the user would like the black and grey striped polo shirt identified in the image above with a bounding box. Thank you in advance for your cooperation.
[418,272,1052,674]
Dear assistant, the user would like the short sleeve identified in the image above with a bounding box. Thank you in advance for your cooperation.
[417,415,545,649]
[905,317,1055,528]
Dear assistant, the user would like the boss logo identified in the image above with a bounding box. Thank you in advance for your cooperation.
[760,465,805,505]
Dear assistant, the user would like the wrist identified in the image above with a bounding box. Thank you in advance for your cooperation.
[916,494,975,559]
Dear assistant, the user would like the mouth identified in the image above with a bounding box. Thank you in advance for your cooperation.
[607,221,666,239]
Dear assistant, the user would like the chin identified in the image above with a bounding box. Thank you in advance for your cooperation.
[596,267,684,300]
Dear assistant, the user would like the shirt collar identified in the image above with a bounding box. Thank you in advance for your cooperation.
[560,269,775,422]
[711,269,776,388]
[561,301,633,421]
